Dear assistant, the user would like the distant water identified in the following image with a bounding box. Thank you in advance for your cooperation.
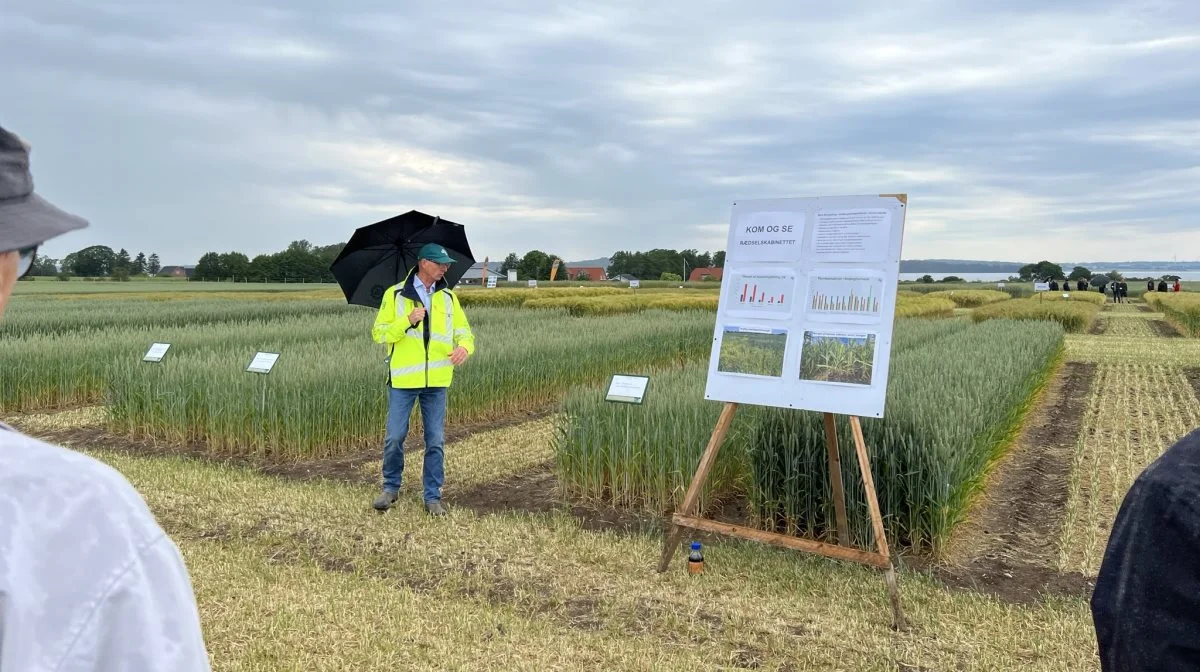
[900,271,1200,282]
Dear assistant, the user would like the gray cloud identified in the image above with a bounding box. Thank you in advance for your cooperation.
[2,0,1199,265]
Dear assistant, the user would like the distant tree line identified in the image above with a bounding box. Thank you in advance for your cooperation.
[496,248,726,281]
[23,245,163,280]
[192,240,343,283]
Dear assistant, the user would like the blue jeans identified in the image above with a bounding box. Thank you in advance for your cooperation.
[382,386,447,503]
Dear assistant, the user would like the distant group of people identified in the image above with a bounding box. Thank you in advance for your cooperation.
[1149,278,1183,293]
[1046,278,1130,302]
[1044,277,1183,303]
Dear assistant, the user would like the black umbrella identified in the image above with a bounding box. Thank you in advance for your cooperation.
[330,210,475,308]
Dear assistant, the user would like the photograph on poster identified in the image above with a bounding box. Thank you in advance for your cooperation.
[725,267,796,319]
[728,210,805,262]
[717,325,788,378]
[812,208,892,262]
[806,270,885,323]
[799,331,877,386]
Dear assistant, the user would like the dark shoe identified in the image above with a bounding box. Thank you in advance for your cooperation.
[424,499,448,516]
[373,489,398,512]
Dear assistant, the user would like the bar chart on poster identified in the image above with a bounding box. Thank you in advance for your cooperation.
[726,268,795,318]
[806,271,885,322]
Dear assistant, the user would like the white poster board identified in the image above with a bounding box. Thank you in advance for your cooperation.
[703,194,907,418]
[1034,282,1050,292]
[528,279,538,288]
[143,343,171,362]
[508,270,518,282]
[629,279,640,289]
[605,374,650,404]
[486,276,497,288]
[246,352,280,374]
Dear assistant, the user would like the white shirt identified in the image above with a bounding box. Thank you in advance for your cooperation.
[0,424,210,671]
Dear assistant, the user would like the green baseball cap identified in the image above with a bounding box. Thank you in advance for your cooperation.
[418,242,455,264]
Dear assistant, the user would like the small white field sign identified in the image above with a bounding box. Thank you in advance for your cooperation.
[486,276,497,288]
[1034,282,1050,291]
[246,352,280,374]
[606,374,650,404]
[629,279,640,289]
[528,279,538,288]
[143,343,171,362]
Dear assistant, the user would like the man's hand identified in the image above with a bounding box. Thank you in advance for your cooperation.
[450,346,469,366]
[408,307,426,326]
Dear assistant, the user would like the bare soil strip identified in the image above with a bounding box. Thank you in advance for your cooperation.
[1151,319,1183,337]
[31,408,556,487]
[1187,368,1200,403]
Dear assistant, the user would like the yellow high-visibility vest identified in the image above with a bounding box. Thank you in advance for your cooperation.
[372,271,475,388]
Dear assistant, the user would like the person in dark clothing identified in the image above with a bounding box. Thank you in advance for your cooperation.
[1120,282,1128,302]
[1148,280,1156,292]
[1159,280,1169,293]
[1093,427,1200,670]
[1049,279,1059,291]
[1078,279,1087,292]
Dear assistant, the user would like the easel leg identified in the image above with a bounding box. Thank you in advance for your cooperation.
[850,416,907,630]
[823,413,849,546]
[657,402,738,572]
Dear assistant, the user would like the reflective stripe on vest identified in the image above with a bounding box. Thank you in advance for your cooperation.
[391,358,452,379]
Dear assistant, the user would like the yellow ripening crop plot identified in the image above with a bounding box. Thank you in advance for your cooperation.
[1065,335,1200,366]
[924,289,1011,308]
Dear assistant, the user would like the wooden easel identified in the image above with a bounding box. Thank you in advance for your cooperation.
[657,402,906,630]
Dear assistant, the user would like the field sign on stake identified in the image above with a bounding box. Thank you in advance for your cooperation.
[143,343,171,362]
[486,276,497,288]
[528,279,537,288]
[605,374,649,404]
[662,194,908,631]
[629,279,640,289]
[246,352,280,374]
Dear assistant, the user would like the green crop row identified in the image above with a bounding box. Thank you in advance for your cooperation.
[1,297,357,337]
[554,318,971,513]
[971,298,1099,332]
[103,309,717,459]
[553,318,1062,552]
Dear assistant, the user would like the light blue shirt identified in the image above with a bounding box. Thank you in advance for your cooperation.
[414,276,433,311]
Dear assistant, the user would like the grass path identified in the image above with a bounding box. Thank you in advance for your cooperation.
[95,448,1097,671]
[1057,301,1200,574]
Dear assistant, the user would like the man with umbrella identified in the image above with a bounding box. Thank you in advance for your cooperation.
[370,242,475,515]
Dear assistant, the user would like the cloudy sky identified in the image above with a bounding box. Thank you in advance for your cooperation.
[3,0,1199,266]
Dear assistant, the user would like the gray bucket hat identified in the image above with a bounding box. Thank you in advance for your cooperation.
[0,125,89,253]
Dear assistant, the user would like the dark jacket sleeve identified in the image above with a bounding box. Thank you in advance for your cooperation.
[1092,429,1200,670]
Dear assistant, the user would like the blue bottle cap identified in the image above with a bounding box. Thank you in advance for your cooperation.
[690,541,701,550]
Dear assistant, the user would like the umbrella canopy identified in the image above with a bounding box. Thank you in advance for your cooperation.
[330,210,475,308]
